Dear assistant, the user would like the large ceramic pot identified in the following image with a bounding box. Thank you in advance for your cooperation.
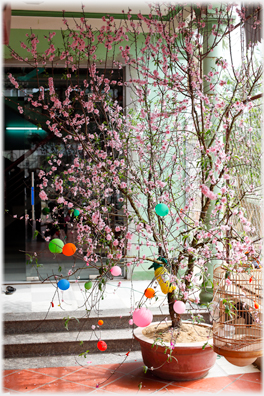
[134,321,217,381]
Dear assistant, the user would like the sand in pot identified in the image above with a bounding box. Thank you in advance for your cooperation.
[142,322,211,343]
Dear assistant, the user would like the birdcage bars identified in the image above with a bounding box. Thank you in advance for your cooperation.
[212,265,262,366]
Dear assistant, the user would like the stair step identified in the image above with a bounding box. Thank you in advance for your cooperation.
[4,329,140,358]
[4,309,210,334]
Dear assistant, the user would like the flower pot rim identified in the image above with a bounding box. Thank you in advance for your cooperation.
[134,320,213,348]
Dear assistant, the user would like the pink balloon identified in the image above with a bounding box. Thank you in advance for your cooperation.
[173,300,186,314]
[110,266,122,276]
[133,307,153,327]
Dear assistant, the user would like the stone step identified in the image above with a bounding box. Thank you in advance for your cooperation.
[4,328,140,358]
[4,308,210,334]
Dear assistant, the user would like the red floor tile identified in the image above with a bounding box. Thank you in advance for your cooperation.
[227,374,243,380]
[3,369,20,376]
[155,385,202,394]
[166,376,236,392]
[220,378,262,393]
[26,366,81,378]
[4,370,57,392]
[28,378,95,393]
[61,366,124,388]
[97,361,144,374]
[100,375,169,393]
[239,372,262,383]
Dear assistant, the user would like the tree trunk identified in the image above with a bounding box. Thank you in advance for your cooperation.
[168,291,181,329]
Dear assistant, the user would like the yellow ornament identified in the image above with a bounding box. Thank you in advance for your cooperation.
[148,261,176,294]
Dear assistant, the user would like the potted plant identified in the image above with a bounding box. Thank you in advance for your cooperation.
[4,2,262,382]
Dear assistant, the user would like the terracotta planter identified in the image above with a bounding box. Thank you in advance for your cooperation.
[134,321,217,381]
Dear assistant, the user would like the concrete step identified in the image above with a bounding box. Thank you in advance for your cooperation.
[3,309,167,334]
[4,328,140,358]
[4,308,210,334]
[4,308,211,358]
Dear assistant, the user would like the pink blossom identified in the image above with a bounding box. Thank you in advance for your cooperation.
[39,190,48,201]
[200,185,217,200]
[125,232,133,240]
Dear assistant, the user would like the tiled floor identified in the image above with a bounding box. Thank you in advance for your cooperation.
[3,358,262,394]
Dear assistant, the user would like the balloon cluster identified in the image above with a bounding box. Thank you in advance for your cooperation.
[49,239,76,256]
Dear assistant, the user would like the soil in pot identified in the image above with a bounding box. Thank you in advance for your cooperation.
[142,322,212,344]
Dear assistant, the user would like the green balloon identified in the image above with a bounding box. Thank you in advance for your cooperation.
[49,238,64,254]
[155,203,169,217]
[84,281,93,290]
[42,207,50,215]
[74,209,80,217]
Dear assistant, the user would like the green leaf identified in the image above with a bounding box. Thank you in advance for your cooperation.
[202,342,208,350]
[33,230,39,239]
[79,341,84,346]
[78,349,89,358]
[143,366,148,373]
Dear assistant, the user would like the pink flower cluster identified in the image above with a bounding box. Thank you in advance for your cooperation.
[200,185,217,200]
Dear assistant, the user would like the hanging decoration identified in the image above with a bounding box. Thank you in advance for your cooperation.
[42,207,50,215]
[110,266,122,276]
[133,307,153,327]
[84,281,93,290]
[144,288,155,299]
[148,258,176,294]
[155,203,169,217]
[173,300,186,314]
[49,238,64,254]
[74,209,80,217]
[97,340,107,351]
[98,320,104,326]
[57,279,70,290]
[62,243,76,256]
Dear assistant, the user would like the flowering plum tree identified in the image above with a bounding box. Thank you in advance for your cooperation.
[5,3,262,336]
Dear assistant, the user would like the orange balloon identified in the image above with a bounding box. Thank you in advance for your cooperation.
[98,320,104,326]
[62,243,77,256]
[144,288,155,299]
[254,301,259,310]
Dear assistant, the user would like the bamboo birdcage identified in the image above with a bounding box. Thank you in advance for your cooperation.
[212,265,262,366]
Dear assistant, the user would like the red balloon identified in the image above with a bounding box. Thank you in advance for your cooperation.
[62,243,77,256]
[97,340,107,351]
